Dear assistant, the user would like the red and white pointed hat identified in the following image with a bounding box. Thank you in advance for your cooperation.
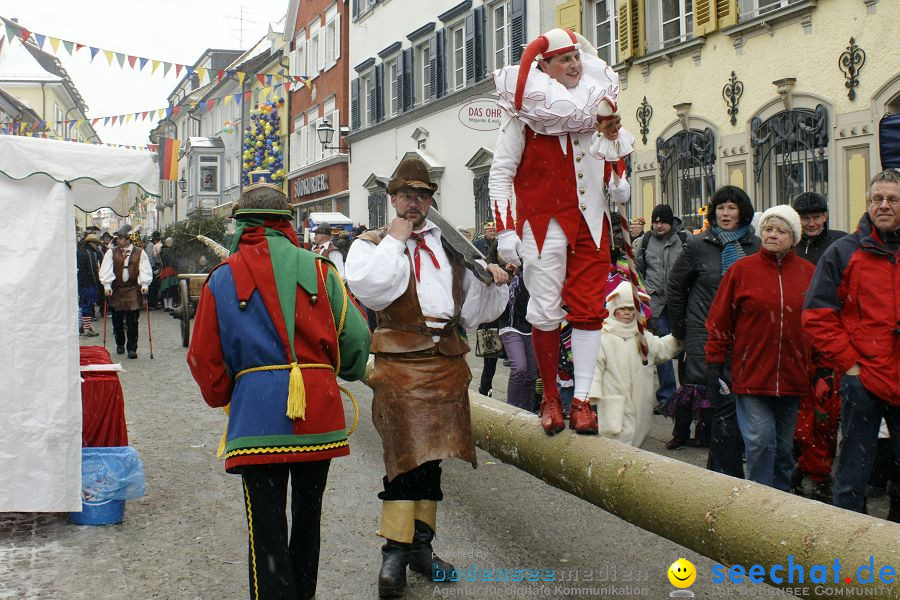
[514,28,580,111]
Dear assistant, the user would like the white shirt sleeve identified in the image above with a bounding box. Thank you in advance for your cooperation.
[138,248,153,287]
[459,264,508,330]
[488,115,526,232]
[328,248,345,279]
[99,249,115,291]
[345,235,411,311]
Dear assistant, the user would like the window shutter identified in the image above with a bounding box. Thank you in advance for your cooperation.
[402,48,414,111]
[351,77,360,129]
[618,0,645,60]
[367,72,377,125]
[717,0,739,28]
[429,33,439,100]
[474,5,485,81]
[319,30,327,72]
[375,64,384,122]
[692,0,717,36]
[334,12,341,60]
[555,0,582,33]
[289,49,297,89]
[618,1,633,61]
[633,0,646,58]
[436,29,446,97]
[465,13,476,84]
[510,0,526,64]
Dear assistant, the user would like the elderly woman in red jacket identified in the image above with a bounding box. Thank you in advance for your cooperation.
[705,205,815,490]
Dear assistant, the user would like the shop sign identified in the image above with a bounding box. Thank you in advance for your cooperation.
[295,174,329,198]
[458,98,502,131]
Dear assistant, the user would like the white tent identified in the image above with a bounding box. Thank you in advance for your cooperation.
[0,135,160,512]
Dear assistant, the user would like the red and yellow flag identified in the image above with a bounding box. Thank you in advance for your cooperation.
[159,137,180,181]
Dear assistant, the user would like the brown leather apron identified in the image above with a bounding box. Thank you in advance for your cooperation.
[359,229,476,481]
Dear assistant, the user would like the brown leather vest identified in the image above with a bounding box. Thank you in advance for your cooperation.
[359,229,469,357]
[110,246,143,311]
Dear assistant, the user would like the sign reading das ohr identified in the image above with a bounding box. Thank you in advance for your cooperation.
[458,98,503,131]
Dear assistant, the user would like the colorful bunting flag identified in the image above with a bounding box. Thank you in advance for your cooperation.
[33,33,45,48]
[139,57,148,71]
[103,49,114,65]
[127,55,137,69]
[62,39,73,54]
[49,36,60,53]
[115,52,126,68]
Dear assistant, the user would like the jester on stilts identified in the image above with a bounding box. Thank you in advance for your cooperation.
[489,27,639,435]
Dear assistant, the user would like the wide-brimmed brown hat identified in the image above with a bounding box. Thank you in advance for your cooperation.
[387,158,437,195]
[83,234,101,244]
[312,224,332,236]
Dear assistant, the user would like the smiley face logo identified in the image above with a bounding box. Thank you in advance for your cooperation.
[668,559,696,588]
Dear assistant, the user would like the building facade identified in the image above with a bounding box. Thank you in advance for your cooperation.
[0,28,99,143]
[547,0,900,232]
[285,0,351,231]
[346,0,541,232]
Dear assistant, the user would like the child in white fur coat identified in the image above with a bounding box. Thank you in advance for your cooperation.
[589,281,683,447]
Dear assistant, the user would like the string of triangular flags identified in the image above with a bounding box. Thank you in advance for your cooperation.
[0,126,156,151]
[0,80,294,135]
[1,16,312,87]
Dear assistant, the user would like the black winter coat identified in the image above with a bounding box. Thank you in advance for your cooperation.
[794,228,847,265]
[76,244,100,289]
[666,227,761,385]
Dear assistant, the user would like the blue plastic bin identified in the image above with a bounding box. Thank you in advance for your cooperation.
[69,499,126,525]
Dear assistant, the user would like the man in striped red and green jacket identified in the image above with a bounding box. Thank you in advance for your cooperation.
[187,175,370,599]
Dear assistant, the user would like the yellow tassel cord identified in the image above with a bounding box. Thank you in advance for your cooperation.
[286,362,306,419]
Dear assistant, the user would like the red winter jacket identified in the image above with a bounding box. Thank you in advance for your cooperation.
[705,249,815,397]
[802,214,900,405]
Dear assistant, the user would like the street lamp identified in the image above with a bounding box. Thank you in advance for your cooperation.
[316,118,348,153]
[178,176,187,193]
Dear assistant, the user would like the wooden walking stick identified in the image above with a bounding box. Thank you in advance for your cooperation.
[102,295,108,348]
[145,295,154,359]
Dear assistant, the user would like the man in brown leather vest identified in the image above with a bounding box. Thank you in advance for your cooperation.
[99,225,152,358]
[346,158,509,598]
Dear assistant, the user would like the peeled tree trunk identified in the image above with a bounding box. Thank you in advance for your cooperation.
[469,395,900,599]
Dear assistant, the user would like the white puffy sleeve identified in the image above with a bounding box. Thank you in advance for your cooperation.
[459,265,508,329]
[345,236,410,311]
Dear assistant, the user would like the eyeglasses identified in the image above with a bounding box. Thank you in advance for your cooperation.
[396,190,432,203]
[868,196,900,207]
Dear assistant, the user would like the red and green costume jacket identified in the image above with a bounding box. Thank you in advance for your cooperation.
[187,213,371,472]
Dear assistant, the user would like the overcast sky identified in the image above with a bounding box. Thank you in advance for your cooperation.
[3,0,288,145]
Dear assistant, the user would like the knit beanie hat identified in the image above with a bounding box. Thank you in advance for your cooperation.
[758,204,802,246]
[606,280,650,313]
[651,204,674,225]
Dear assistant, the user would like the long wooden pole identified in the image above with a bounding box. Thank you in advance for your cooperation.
[469,395,899,599]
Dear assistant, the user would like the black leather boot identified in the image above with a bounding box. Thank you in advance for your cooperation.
[378,540,409,598]
[408,520,456,580]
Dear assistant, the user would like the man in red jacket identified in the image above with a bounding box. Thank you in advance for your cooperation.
[803,169,900,516]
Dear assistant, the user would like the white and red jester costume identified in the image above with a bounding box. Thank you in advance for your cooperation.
[489,28,634,435]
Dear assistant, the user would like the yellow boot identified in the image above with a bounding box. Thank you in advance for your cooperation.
[377,500,415,598]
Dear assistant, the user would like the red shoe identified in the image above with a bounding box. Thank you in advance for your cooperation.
[539,395,565,435]
[569,398,599,435]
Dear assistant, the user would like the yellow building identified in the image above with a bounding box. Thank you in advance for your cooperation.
[0,31,98,143]
[551,0,900,232]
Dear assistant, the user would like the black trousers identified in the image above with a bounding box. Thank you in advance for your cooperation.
[706,391,745,478]
[112,309,140,351]
[240,460,331,600]
[378,460,443,501]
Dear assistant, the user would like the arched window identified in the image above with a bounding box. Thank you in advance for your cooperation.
[656,128,716,231]
[751,105,828,211]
